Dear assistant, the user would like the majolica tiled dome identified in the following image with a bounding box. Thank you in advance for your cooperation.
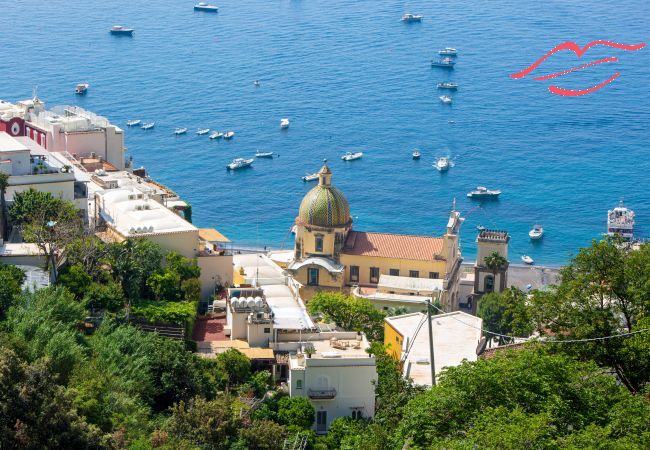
[298,163,351,228]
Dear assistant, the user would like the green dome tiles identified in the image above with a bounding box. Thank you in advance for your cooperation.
[299,185,350,228]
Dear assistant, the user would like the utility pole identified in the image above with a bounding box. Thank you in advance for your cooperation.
[426,298,436,386]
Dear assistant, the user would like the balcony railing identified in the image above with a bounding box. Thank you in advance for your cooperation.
[308,388,337,400]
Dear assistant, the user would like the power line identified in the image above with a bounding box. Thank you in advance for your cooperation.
[427,302,650,344]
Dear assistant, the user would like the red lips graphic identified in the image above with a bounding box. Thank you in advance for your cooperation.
[511,40,646,96]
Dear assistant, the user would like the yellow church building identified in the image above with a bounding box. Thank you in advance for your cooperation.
[287,162,464,310]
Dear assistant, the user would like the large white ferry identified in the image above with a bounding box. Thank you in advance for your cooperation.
[607,200,635,240]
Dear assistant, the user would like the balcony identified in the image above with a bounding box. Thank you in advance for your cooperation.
[308,388,337,400]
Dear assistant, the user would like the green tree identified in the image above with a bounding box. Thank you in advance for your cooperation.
[276,396,315,429]
[0,172,8,241]
[395,345,650,448]
[0,347,105,449]
[216,348,251,388]
[239,419,287,450]
[308,291,386,341]
[528,239,650,392]
[109,239,163,300]
[167,396,241,450]
[82,281,125,311]
[484,251,507,278]
[58,264,93,299]
[147,270,182,301]
[64,236,111,281]
[0,264,24,319]
[477,288,534,345]
[165,251,201,281]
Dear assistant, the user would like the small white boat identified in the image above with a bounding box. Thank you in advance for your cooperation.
[529,224,544,240]
[223,131,235,139]
[280,118,290,129]
[607,200,635,241]
[110,25,134,35]
[438,47,458,56]
[431,57,456,68]
[342,151,363,161]
[194,2,219,12]
[434,156,451,172]
[477,225,486,231]
[255,151,274,158]
[226,158,253,170]
[141,122,155,130]
[521,255,534,265]
[209,131,223,139]
[412,150,421,160]
[175,127,188,135]
[437,82,458,90]
[439,95,453,104]
[302,173,319,182]
[75,83,89,95]
[253,80,260,87]
[401,13,423,22]
[127,119,141,127]
[467,186,501,198]
[196,128,210,135]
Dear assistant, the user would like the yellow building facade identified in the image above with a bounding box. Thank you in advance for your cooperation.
[287,163,464,308]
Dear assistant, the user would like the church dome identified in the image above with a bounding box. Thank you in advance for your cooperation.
[298,163,351,228]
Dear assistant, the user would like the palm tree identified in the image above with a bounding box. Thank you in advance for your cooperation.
[0,172,8,241]
[484,251,507,292]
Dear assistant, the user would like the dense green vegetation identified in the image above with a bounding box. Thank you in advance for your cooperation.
[0,191,648,448]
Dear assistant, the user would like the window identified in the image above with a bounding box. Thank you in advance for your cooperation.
[352,410,363,420]
[484,275,494,292]
[370,267,380,284]
[264,327,271,334]
[409,270,419,278]
[389,268,400,276]
[395,336,399,342]
[429,272,439,279]
[315,234,324,252]
[316,411,328,432]
[350,265,359,282]
[308,268,320,286]
[296,380,302,390]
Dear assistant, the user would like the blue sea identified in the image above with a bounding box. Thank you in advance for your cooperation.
[3,0,649,265]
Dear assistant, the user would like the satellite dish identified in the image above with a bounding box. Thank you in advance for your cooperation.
[476,337,488,356]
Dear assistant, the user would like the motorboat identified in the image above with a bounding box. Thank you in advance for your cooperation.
[280,118,290,129]
[401,13,423,22]
[477,225,486,231]
[110,25,134,35]
[253,80,260,87]
[223,131,235,139]
[438,47,458,56]
[209,131,223,139]
[174,127,188,135]
[75,83,89,95]
[302,173,319,182]
[529,224,544,240]
[194,2,219,12]
[467,186,501,198]
[437,82,458,90]
[127,119,141,127]
[412,150,421,160]
[141,122,155,130]
[439,95,452,104]
[607,200,635,240]
[226,158,253,170]
[342,151,363,161]
[521,255,534,265]
[431,57,456,68]
[196,128,210,135]
[434,156,450,172]
[255,151,274,158]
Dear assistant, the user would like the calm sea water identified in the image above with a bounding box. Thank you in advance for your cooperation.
[3,0,649,265]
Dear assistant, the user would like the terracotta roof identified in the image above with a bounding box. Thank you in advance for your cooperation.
[343,231,444,261]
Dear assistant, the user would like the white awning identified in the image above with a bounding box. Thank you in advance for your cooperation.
[287,257,344,274]
[378,274,444,292]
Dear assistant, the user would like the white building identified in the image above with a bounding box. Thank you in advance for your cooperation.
[0,132,77,205]
[353,274,444,313]
[94,187,233,302]
[0,97,125,170]
[284,333,377,433]
[384,311,483,387]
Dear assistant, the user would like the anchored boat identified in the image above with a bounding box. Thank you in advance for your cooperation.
[255,151,274,158]
[529,224,544,240]
[223,131,235,139]
[209,131,223,139]
[467,186,501,198]
[141,122,155,130]
[607,200,635,240]
[437,82,458,90]
[342,152,363,161]
[227,158,253,170]
[401,13,423,22]
[431,57,455,68]
[438,47,458,56]
[75,83,89,95]
[194,2,219,12]
[434,156,451,172]
[175,127,188,135]
[110,25,134,35]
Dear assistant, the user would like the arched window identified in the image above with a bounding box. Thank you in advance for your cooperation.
[484,275,494,292]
